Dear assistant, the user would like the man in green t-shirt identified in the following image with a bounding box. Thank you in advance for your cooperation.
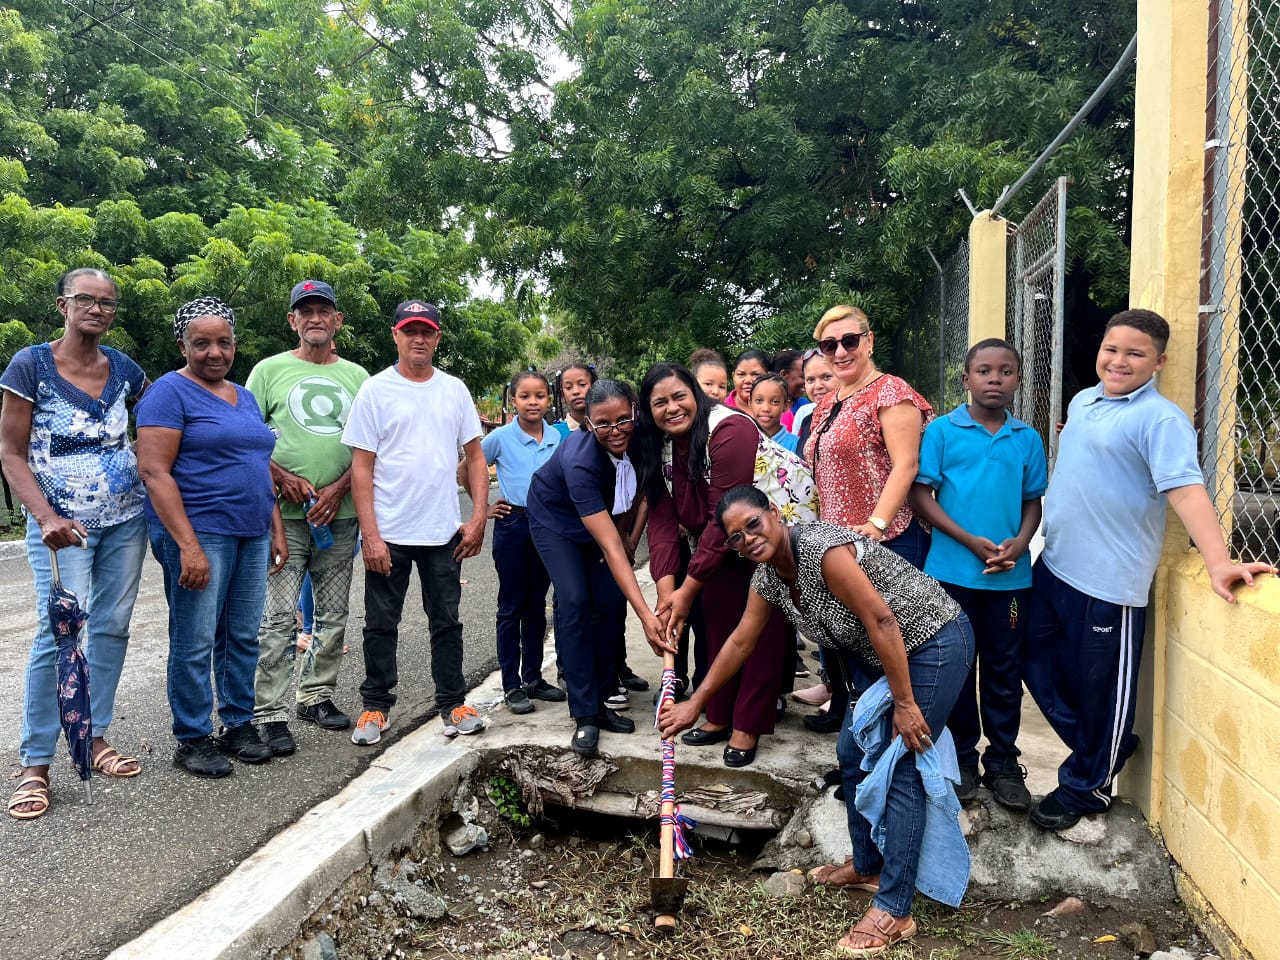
[248,280,370,755]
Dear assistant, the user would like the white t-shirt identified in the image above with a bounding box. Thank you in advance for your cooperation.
[342,364,483,546]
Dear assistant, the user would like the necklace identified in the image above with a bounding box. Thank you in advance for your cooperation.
[837,370,883,401]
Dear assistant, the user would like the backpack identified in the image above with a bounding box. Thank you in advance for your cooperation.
[662,405,820,527]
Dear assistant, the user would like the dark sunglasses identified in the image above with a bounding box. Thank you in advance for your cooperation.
[725,514,765,549]
[817,332,864,356]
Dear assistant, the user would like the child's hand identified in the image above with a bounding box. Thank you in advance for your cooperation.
[1206,559,1276,603]
[983,538,1027,573]
[487,499,513,520]
[966,535,1000,565]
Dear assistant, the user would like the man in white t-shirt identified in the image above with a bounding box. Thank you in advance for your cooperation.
[341,300,489,744]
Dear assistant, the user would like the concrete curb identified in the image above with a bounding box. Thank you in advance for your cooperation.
[0,538,28,562]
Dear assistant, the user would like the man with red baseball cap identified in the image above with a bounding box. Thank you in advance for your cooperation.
[342,301,490,744]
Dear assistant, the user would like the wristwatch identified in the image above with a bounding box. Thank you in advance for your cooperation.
[869,516,888,533]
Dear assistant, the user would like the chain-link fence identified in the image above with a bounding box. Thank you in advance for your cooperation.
[1006,178,1067,473]
[1200,0,1280,563]
[901,239,971,413]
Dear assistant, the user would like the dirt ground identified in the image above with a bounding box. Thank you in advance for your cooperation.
[296,800,1214,960]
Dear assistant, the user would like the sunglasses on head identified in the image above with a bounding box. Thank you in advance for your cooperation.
[724,514,765,549]
[817,332,864,356]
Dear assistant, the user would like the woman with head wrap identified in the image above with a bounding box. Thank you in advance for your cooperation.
[1,268,150,819]
[135,297,287,778]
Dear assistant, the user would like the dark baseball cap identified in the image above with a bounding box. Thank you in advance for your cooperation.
[393,300,441,331]
[290,279,337,309]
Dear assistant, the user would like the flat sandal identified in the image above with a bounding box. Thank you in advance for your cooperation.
[835,907,917,958]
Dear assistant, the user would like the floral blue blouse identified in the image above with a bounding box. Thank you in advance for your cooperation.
[0,343,146,528]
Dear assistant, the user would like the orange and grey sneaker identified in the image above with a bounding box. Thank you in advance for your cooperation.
[351,710,389,746]
[442,704,485,737]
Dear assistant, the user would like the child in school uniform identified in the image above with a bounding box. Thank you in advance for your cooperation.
[911,338,1047,811]
[748,374,800,454]
[1023,309,1273,831]
[482,371,567,714]
[689,348,729,405]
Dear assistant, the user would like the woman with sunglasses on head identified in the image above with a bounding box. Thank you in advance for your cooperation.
[1,269,151,819]
[805,305,932,567]
[633,363,791,768]
[658,486,974,958]
[526,379,666,757]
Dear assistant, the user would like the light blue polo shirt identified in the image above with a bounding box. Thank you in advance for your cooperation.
[481,420,561,507]
[917,405,1048,590]
[1042,378,1203,607]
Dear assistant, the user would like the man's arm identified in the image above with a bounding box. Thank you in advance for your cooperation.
[350,448,390,575]
[455,436,489,561]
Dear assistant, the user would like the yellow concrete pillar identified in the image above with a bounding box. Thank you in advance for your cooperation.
[967,211,1008,346]
[1120,0,1211,820]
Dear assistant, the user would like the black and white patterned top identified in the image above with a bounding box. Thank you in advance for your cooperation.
[751,522,961,669]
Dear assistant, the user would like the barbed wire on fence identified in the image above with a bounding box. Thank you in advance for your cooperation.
[1200,0,1280,564]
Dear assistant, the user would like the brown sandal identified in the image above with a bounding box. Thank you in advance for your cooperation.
[92,745,141,778]
[7,774,51,820]
[835,907,917,958]
[807,857,880,892]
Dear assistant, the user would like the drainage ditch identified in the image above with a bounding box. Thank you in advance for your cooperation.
[270,752,1214,960]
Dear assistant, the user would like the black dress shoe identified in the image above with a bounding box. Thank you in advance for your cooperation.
[213,724,272,764]
[681,726,731,746]
[1030,791,1084,831]
[723,743,758,768]
[571,721,600,758]
[174,737,233,778]
[297,699,351,731]
[597,708,635,734]
[803,710,844,734]
[956,765,980,804]
[618,668,650,692]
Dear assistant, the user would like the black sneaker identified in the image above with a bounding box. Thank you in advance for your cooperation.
[803,710,843,734]
[955,765,980,804]
[597,708,635,734]
[603,687,630,711]
[1030,790,1084,831]
[213,723,273,764]
[618,668,650,692]
[297,699,351,731]
[525,678,567,702]
[984,765,1032,812]
[504,688,535,715]
[259,721,296,757]
[174,737,233,778]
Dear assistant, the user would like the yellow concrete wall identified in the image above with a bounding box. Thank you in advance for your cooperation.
[1128,3,1280,958]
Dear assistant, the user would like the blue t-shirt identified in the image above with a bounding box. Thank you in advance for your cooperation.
[482,420,560,507]
[135,372,277,537]
[1042,379,1203,606]
[0,343,146,528]
[526,428,617,543]
[765,427,800,454]
[917,405,1048,590]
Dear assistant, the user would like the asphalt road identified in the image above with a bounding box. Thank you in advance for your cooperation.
[0,493,503,960]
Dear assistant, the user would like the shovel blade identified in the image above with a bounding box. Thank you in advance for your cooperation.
[649,876,689,915]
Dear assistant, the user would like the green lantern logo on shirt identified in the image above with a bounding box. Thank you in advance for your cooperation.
[287,376,354,435]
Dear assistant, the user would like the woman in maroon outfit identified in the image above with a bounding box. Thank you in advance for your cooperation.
[634,363,789,767]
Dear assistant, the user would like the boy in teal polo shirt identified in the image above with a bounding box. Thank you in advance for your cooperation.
[1024,309,1273,831]
[911,338,1047,812]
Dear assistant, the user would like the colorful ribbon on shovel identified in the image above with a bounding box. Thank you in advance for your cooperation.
[654,667,697,860]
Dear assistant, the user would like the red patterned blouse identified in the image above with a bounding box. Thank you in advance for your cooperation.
[802,373,933,539]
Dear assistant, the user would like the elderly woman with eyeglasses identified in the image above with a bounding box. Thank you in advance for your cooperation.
[135,297,287,779]
[1,268,150,820]
[526,379,666,758]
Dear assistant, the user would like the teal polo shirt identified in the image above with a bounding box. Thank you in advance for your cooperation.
[481,420,561,507]
[917,404,1049,590]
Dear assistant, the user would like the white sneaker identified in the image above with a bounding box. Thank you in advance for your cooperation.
[443,704,485,737]
[604,688,630,711]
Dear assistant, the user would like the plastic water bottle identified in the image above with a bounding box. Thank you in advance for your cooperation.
[304,494,334,550]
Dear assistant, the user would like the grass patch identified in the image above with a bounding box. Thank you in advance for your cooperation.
[982,927,1055,960]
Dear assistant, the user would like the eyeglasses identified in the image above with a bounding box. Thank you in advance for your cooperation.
[817,332,864,356]
[588,414,635,435]
[724,514,765,549]
[63,293,120,314]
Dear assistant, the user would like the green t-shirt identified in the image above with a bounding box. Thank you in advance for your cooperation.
[246,352,370,521]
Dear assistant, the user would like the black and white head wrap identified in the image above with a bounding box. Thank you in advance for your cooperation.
[173,296,236,342]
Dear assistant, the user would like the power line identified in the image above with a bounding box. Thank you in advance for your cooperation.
[60,0,372,168]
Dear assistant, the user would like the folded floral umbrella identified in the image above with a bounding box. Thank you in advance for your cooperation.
[48,547,93,804]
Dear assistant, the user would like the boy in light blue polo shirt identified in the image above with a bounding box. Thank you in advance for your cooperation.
[911,338,1048,812]
[1024,309,1273,832]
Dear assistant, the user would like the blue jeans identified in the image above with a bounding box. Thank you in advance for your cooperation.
[492,511,552,691]
[836,615,974,917]
[149,523,271,741]
[20,513,148,766]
